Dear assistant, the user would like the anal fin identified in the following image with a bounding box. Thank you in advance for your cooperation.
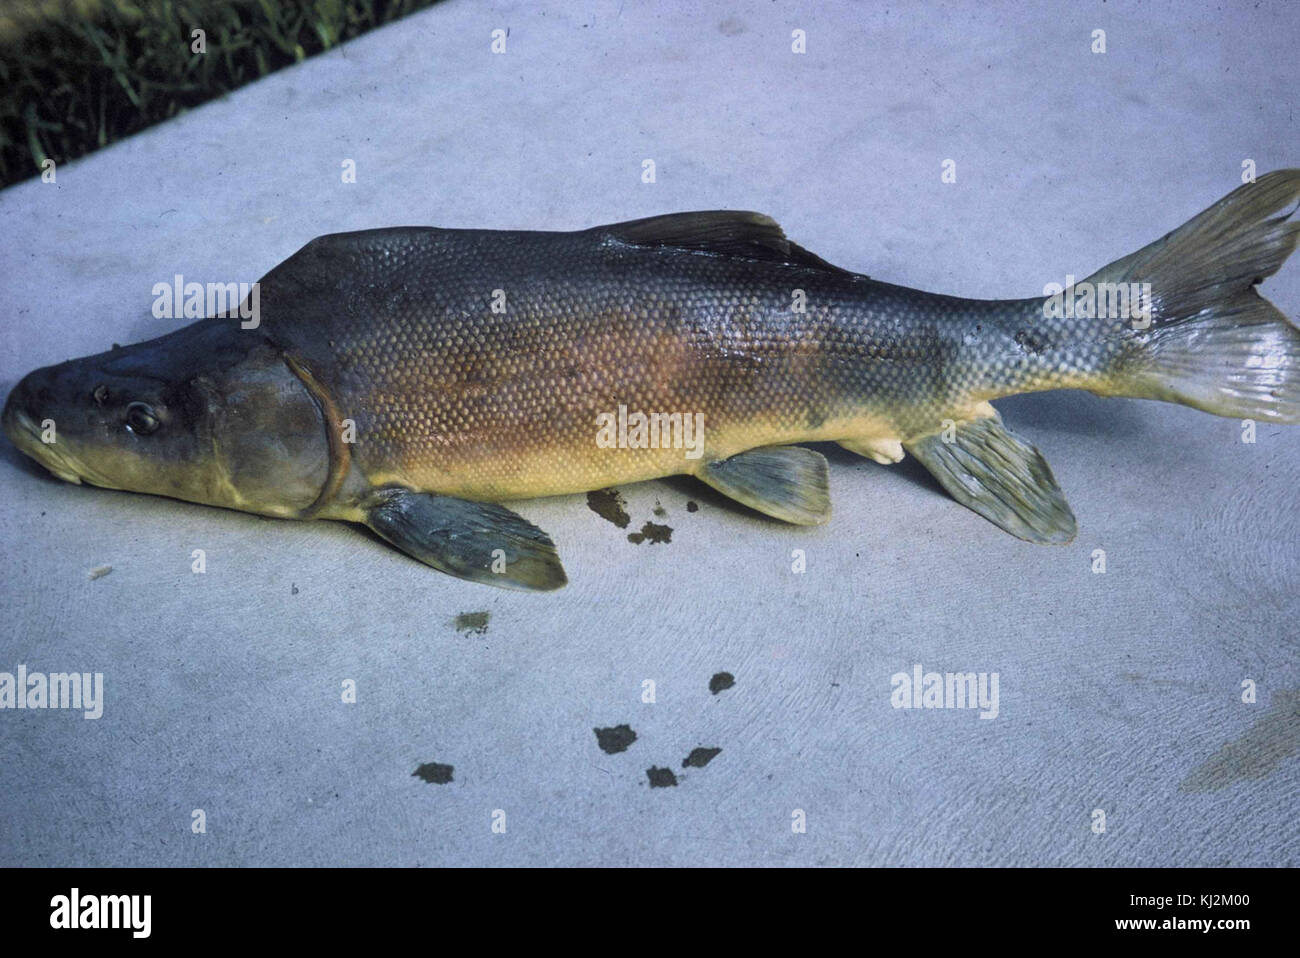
[364,488,567,591]
[839,437,904,464]
[903,413,1076,544]
[698,445,830,525]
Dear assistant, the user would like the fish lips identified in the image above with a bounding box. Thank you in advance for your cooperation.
[2,378,88,485]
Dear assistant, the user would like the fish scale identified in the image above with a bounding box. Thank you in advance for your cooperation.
[255,226,1033,499]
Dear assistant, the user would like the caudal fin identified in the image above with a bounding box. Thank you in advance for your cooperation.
[1089,170,1300,422]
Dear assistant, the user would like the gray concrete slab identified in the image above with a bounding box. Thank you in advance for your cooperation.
[0,0,1296,866]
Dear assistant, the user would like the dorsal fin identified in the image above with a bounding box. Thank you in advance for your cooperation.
[598,211,854,274]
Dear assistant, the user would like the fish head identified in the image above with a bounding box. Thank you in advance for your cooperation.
[3,320,332,517]
[3,341,209,497]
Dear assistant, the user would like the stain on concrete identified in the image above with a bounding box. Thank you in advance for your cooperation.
[1180,688,1300,793]
[594,724,637,754]
[627,521,672,544]
[454,611,490,635]
[647,766,678,788]
[412,762,454,785]
[653,500,667,518]
[709,672,735,694]
[686,500,698,513]
[718,17,746,36]
[1121,672,1203,694]
[587,488,631,528]
[683,747,722,768]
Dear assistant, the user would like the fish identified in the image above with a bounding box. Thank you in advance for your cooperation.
[4,172,1299,590]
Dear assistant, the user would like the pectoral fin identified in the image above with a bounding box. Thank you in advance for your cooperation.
[698,445,830,525]
[364,488,567,591]
[903,414,1076,544]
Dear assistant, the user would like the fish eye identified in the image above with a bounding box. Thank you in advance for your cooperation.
[125,401,160,435]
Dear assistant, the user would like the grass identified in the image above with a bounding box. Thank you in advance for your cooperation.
[0,0,442,188]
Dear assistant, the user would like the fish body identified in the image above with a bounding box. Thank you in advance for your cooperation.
[252,222,1046,505]
[5,173,1300,589]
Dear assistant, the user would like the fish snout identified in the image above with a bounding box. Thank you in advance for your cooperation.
[3,363,75,440]
[4,359,104,439]
[1,372,42,448]
[2,367,93,484]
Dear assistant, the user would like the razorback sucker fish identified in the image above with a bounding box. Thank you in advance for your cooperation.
[5,173,1300,590]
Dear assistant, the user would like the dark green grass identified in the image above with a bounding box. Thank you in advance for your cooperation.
[0,0,442,188]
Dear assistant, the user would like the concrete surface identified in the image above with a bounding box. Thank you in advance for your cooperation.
[0,0,1297,866]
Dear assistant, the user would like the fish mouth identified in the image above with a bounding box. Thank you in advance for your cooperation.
[3,405,87,485]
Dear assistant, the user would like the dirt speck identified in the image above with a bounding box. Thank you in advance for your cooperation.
[627,521,672,545]
[683,747,722,768]
[709,672,735,695]
[587,488,631,528]
[594,724,637,754]
[686,501,698,513]
[647,766,678,788]
[87,565,113,580]
[412,762,454,784]
[454,611,490,635]
[291,583,299,595]
[653,500,667,518]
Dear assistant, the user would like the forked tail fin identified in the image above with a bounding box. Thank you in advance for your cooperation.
[1089,170,1300,422]
[898,172,1300,546]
